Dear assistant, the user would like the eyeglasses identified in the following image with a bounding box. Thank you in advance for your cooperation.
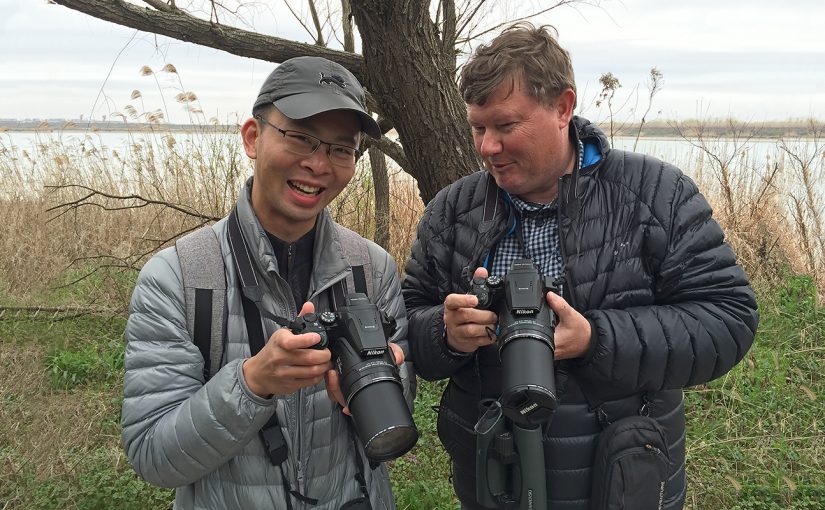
[254,115,361,166]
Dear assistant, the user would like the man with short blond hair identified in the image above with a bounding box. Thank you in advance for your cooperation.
[403,23,758,509]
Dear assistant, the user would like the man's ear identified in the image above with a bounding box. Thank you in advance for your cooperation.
[241,117,260,159]
[555,89,576,126]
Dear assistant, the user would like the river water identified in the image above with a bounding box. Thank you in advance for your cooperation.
[2,129,823,192]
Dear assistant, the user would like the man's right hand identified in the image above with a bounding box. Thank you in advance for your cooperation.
[242,302,333,398]
[443,267,498,353]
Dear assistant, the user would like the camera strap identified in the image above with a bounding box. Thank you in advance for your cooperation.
[227,206,375,507]
[226,207,317,506]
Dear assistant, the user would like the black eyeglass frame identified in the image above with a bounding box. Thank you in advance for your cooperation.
[254,114,362,165]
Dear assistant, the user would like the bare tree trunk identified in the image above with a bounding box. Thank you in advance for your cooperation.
[368,147,391,250]
[349,0,479,203]
[341,0,388,245]
[341,0,355,51]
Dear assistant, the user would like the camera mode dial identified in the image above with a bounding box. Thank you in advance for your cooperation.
[319,311,337,326]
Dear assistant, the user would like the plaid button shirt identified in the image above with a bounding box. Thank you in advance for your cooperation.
[489,140,584,289]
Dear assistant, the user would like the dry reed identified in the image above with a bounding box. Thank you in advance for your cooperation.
[0,123,423,311]
[0,120,823,310]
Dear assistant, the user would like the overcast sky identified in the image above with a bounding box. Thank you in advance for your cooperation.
[2,0,824,125]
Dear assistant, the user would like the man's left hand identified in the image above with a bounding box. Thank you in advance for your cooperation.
[545,292,591,359]
[325,342,405,415]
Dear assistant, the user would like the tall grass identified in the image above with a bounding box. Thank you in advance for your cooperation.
[0,123,422,311]
[1,120,824,509]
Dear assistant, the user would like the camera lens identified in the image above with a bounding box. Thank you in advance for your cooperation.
[326,293,419,462]
[499,336,558,426]
[348,380,419,462]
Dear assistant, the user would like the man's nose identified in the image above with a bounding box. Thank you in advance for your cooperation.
[300,145,333,173]
[478,131,503,158]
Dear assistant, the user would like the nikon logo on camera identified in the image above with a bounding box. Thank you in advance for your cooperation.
[515,309,532,315]
[366,349,383,356]
[519,402,539,415]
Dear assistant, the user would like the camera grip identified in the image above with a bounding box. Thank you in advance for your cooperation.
[289,313,330,349]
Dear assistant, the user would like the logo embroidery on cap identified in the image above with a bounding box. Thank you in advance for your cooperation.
[319,72,348,89]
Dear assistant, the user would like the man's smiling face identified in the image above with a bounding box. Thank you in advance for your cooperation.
[467,78,575,204]
[242,106,360,241]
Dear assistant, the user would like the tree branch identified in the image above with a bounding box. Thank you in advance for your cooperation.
[0,305,119,320]
[441,0,457,54]
[141,0,172,12]
[283,0,320,43]
[44,184,221,223]
[341,0,355,52]
[51,0,365,77]
[457,0,598,46]
[362,135,410,174]
[307,0,326,46]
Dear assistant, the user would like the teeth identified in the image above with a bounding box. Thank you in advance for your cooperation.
[289,181,321,195]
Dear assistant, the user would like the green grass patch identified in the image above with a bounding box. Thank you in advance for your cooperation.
[44,337,124,389]
[390,379,458,510]
[0,273,822,509]
[0,314,127,348]
[684,273,825,508]
[2,315,127,390]
[0,447,173,510]
[47,265,138,306]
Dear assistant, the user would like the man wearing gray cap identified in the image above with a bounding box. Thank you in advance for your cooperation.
[121,56,409,509]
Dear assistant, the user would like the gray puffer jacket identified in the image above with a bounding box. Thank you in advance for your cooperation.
[122,181,408,509]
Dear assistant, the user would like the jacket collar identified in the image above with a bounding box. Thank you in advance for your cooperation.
[235,177,350,298]
[572,116,610,160]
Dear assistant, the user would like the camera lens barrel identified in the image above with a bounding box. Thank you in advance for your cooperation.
[348,377,419,462]
[499,334,558,426]
[471,259,560,426]
[334,340,418,462]
[311,293,419,463]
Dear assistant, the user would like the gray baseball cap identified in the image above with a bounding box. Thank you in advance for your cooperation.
[253,56,380,138]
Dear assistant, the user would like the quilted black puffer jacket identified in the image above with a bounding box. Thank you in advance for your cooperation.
[402,117,758,509]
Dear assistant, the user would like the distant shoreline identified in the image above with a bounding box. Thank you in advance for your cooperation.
[0,120,237,134]
[2,118,822,139]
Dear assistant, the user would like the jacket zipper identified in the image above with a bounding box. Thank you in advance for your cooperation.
[297,387,305,495]
[294,268,350,496]
[557,176,578,310]
[268,271,303,496]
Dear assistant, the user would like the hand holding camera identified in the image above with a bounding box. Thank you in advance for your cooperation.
[290,293,418,462]
[470,259,560,426]
[443,266,499,353]
[242,301,333,399]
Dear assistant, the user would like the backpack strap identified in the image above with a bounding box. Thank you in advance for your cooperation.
[176,226,226,381]
[333,223,417,418]
[334,224,374,299]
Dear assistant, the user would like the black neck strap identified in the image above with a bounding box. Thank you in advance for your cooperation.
[227,206,376,509]
[227,207,294,354]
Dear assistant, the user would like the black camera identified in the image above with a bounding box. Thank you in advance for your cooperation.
[471,259,559,426]
[290,293,418,462]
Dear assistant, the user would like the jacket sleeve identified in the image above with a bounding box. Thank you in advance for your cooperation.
[402,204,475,381]
[120,248,275,488]
[574,175,759,393]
